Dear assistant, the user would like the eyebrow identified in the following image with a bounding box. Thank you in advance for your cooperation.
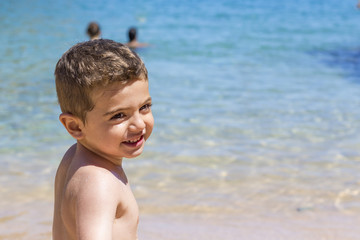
[103,97,152,117]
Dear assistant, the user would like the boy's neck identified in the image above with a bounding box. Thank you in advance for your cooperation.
[75,141,124,167]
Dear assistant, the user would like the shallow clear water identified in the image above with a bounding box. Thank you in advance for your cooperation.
[1,0,360,239]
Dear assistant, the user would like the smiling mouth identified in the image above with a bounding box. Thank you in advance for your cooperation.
[123,135,144,145]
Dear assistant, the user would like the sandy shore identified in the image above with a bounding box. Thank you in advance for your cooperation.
[138,212,360,240]
[1,205,359,240]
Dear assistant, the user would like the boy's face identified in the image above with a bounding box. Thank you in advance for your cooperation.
[79,79,154,164]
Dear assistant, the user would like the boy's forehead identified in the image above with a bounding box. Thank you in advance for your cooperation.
[91,79,149,101]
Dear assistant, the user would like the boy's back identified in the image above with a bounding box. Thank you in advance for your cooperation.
[53,143,139,240]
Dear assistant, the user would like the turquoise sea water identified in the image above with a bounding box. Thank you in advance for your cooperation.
[1,0,360,239]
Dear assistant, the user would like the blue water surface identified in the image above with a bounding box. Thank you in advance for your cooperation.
[1,0,360,238]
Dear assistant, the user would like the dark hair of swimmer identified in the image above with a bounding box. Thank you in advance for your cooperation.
[128,27,137,42]
[87,22,101,39]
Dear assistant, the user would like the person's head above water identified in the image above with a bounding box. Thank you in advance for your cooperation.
[126,27,149,49]
[128,27,137,42]
[86,22,101,40]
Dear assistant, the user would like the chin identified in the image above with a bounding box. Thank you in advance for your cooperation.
[125,148,144,159]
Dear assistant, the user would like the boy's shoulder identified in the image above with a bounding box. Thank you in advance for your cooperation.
[70,157,124,191]
[68,163,122,204]
[58,144,126,200]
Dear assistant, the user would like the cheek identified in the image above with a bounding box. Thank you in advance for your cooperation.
[97,124,125,140]
[111,123,128,136]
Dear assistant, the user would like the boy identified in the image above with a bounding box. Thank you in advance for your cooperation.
[52,39,154,240]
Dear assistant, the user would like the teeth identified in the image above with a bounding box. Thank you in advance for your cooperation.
[127,136,141,143]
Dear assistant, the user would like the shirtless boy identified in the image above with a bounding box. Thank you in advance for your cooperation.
[52,39,154,240]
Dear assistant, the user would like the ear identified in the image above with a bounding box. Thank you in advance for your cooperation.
[59,113,85,140]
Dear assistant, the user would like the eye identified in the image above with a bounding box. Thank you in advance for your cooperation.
[140,103,152,112]
[110,112,125,120]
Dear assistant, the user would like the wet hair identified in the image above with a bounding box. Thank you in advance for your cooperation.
[128,27,137,42]
[87,22,101,39]
[55,39,148,123]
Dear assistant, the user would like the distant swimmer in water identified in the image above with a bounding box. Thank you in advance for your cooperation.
[126,27,149,49]
[86,22,101,40]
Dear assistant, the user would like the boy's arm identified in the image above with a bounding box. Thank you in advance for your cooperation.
[75,168,117,240]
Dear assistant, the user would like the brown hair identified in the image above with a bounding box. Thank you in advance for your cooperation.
[86,22,101,39]
[55,39,148,122]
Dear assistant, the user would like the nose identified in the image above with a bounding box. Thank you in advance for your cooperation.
[129,112,146,132]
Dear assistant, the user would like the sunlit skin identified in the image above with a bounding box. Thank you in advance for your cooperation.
[53,79,154,240]
[79,79,154,165]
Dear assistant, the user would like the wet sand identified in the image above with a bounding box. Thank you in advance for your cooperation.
[139,212,360,240]
[1,197,359,240]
